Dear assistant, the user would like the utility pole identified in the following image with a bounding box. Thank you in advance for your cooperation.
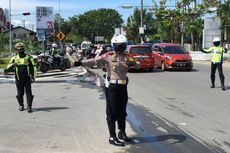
[22,20,26,28]
[181,4,184,47]
[140,0,144,43]
[9,0,12,54]
[58,0,61,46]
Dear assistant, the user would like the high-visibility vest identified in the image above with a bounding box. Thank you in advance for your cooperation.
[205,46,224,64]
[7,54,37,80]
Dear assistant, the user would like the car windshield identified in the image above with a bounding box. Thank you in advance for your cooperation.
[162,46,186,54]
[130,47,151,54]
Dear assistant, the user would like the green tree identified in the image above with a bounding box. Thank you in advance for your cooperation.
[125,8,157,43]
[69,8,123,43]
[54,14,71,34]
[152,0,220,50]
[217,0,230,49]
[0,34,9,53]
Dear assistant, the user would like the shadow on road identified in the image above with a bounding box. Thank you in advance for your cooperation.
[33,106,69,112]
[131,134,186,144]
[122,102,225,153]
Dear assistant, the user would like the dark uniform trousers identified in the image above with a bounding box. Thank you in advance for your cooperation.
[105,84,128,137]
[211,62,225,86]
[16,78,33,107]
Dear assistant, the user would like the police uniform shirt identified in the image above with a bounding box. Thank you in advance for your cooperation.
[82,52,132,80]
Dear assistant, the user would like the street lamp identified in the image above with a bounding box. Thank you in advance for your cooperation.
[9,0,12,54]
[121,0,145,43]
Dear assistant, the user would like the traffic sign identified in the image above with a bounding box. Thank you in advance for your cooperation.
[56,31,65,41]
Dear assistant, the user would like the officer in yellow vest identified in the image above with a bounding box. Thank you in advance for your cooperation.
[7,42,37,112]
[202,37,226,90]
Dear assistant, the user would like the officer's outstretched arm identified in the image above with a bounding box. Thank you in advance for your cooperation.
[201,48,212,53]
[7,57,16,69]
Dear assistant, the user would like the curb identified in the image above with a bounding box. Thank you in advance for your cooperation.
[0,69,4,74]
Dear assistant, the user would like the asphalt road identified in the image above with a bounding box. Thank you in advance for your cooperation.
[0,62,230,153]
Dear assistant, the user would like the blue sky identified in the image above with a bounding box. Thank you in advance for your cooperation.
[0,0,176,30]
[0,0,213,31]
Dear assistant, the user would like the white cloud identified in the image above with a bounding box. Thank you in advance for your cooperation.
[11,19,34,31]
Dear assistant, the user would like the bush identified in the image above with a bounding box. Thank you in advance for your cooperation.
[0,57,10,69]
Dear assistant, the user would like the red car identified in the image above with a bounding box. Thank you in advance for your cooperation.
[127,45,154,72]
[152,43,193,71]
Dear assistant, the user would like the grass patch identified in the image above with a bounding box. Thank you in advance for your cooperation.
[0,57,11,69]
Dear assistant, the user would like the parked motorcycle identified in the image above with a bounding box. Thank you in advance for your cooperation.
[37,52,67,73]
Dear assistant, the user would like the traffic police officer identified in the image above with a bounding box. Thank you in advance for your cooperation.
[7,42,37,112]
[75,34,138,146]
[201,37,226,90]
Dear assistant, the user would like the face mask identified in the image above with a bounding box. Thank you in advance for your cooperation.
[213,42,220,47]
[17,48,24,54]
[114,43,127,53]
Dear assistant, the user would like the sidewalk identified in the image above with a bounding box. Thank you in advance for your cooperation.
[193,60,230,67]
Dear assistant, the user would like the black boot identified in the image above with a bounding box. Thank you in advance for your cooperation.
[118,119,132,142]
[210,84,215,88]
[118,131,132,142]
[107,117,124,146]
[109,136,125,147]
[16,96,24,111]
[221,85,226,90]
[221,79,225,90]
[27,95,34,113]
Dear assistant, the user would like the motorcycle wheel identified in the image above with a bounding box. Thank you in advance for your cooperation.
[59,62,66,71]
[40,63,49,73]
[65,60,71,69]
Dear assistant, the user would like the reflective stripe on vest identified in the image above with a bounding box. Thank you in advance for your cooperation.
[15,55,30,80]
[211,47,223,63]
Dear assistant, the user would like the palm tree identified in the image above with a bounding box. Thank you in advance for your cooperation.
[125,8,157,43]
[217,0,230,49]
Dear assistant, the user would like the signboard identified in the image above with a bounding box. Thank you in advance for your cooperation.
[95,36,104,42]
[56,31,65,41]
[37,29,46,41]
[36,6,54,30]
[139,27,144,34]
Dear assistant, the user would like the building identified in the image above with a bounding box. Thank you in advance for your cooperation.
[3,26,36,40]
[0,7,6,33]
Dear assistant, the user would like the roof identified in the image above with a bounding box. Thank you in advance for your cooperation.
[127,44,151,48]
[3,26,36,34]
[153,43,181,46]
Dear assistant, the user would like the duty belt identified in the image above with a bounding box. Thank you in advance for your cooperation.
[110,80,127,85]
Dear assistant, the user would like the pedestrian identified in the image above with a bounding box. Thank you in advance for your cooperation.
[75,34,139,146]
[7,42,37,112]
[201,37,226,90]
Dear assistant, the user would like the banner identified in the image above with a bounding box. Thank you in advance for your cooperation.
[36,6,54,30]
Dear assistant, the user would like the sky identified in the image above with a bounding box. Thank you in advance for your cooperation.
[0,0,165,31]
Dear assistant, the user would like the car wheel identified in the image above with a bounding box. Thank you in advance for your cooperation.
[161,61,165,71]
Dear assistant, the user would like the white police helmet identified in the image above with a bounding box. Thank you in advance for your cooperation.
[213,37,221,42]
[52,43,58,48]
[111,34,127,52]
[111,34,127,45]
